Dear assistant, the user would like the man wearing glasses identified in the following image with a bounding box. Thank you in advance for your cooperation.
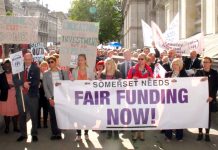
[43,56,69,140]
[13,53,40,142]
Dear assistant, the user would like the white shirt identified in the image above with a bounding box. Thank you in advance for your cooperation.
[51,71,60,83]
[125,61,131,75]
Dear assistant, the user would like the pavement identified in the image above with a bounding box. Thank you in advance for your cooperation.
[0,113,218,150]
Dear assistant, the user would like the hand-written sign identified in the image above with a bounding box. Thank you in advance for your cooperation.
[9,51,24,74]
[60,20,99,73]
[0,16,39,44]
[30,43,45,62]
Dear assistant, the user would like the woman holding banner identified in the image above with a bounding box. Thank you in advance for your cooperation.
[72,54,94,141]
[164,58,188,142]
[194,56,218,142]
[127,53,153,141]
[100,58,122,139]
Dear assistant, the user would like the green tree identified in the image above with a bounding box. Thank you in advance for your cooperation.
[6,10,13,16]
[69,0,96,22]
[69,0,123,43]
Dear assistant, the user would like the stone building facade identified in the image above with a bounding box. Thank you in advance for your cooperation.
[21,0,49,46]
[164,0,218,57]
[48,13,58,44]
[122,0,218,58]
[49,11,67,44]
[122,0,165,49]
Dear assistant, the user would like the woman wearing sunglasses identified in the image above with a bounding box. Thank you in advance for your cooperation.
[43,56,69,140]
[127,53,153,141]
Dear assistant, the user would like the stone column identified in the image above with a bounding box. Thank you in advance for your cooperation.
[201,0,216,35]
[179,0,196,39]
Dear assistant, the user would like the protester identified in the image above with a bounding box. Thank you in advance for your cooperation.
[43,56,69,140]
[127,53,153,141]
[13,53,40,142]
[164,58,188,142]
[147,52,156,71]
[0,60,19,134]
[72,54,94,141]
[107,50,114,58]
[52,53,60,67]
[117,49,136,79]
[167,49,176,64]
[152,41,160,58]
[184,50,202,70]
[100,58,122,139]
[38,61,49,128]
[143,47,150,55]
[161,56,171,72]
[95,60,105,79]
[194,56,218,142]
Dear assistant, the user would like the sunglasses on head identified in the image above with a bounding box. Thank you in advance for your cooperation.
[48,61,54,64]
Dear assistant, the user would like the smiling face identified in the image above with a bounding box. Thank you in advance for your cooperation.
[171,58,183,72]
[78,54,87,67]
[24,53,33,67]
[123,50,132,61]
[137,53,147,66]
[96,65,104,71]
[40,63,48,73]
[3,62,12,73]
[172,62,180,72]
[202,57,212,71]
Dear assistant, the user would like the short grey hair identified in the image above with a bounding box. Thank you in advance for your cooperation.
[171,58,183,71]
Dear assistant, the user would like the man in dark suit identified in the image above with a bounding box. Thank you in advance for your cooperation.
[184,50,202,70]
[13,53,40,142]
[117,49,136,79]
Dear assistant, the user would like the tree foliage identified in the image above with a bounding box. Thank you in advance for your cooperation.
[6,10,13,16]
[69,0,123,43]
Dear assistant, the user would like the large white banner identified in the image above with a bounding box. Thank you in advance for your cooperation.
[152,20,204,54]
[54,78,209,130]
[0,16,38,44]
[60,20,99,75]
[163,32,204,55]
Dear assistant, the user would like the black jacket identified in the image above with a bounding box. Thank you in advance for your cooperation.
[195,68,218,101]
[13,63,40,97]
[100,70,122,79]
[184,58,202,70]
[0,72,9,101]
[165,69,188,78]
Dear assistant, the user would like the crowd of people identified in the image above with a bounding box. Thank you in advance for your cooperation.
[0,45,217,143]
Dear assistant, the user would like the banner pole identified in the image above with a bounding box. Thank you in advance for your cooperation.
[18,73,26,112]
